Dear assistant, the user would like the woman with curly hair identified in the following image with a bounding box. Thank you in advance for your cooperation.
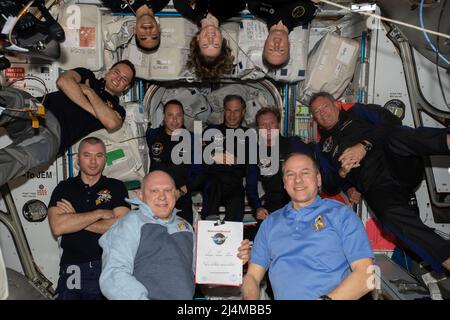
[174,0,245,79]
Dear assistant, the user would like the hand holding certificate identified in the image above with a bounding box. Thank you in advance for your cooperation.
[195,220,243,286]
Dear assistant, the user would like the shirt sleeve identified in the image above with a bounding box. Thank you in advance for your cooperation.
[111,180,131,209]
[48,183,65,208]
[337,206,374,264]
[249,218,271,270]
[313,144,345,195]
[350,104,401,147]
[99,213,149,300]
[71,67,95,83]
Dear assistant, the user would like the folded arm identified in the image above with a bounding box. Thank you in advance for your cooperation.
[85,206,130,234]
[48,199,115,237]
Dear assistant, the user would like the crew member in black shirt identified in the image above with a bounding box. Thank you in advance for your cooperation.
[0,60,135,187]
[146,100,203,225]
[202,95,259,222]
[101,0,169,51]
[246,0,317,69]
[48,137,130,300]
[309,91,450,273]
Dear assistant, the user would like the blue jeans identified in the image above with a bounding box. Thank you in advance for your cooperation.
[55,260,104,300]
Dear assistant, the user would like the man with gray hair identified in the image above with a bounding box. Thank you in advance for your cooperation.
[202,95,260,222]
[242,152,374,300]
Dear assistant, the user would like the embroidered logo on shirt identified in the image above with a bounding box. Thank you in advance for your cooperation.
[177,222,188,231]
[313,215,325,232]
[96,189,112,205]
[292,5,306,18]
[322,136,334,153]
[152,142,163,156]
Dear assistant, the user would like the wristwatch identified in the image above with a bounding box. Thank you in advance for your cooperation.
[361,140,373,152]
[320,294,332,300]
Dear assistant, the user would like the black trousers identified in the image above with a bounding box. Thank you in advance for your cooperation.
[365,182,450,272]
[203,176,245,222]
[363,126,450,272]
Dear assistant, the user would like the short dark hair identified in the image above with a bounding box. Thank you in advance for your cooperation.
[223,95,246,109]
[163,100,184,114]
[135,34,160,52]
[282,152,320,174]
[111,59,136,86]
[309,92,336,107]
[78,136,106,154]
[255,107,281,125]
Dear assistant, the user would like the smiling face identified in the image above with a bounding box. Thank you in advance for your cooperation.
[310,96,341,130]
[283,154,321,209]
[197,25,223,59]
[104,63,134,96]
[135,14,161,50]
[139,171,176,219]
[163,102,184,135]
[263,29,290,67]
[224,99,245,128]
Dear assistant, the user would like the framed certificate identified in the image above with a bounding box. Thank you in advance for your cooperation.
[195,220,243,286]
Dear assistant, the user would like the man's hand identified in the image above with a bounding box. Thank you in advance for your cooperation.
[346,187,362,204]
[213,151,236,165]
[96,209,116,220]
[339,144,367,168]
[255,207,269,220]
[338,161,359,178]
[237,239,251,265]
[56,199,76,214]
[79,79,95,97]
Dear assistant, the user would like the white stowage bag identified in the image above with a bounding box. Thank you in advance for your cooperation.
[235,19,309,83]
[72,103,148,183]
[0,247,8,300]
[206,83,278,128]
[122,17,197,80]
[267,24,310,83]
[102,15,135,51]
[146,87,210,132]
[299,32,360,104]
[58,4,104,71]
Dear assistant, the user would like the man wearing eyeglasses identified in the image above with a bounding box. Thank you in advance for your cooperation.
[0,60,136,187]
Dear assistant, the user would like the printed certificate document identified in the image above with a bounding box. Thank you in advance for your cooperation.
[195,220,243,286]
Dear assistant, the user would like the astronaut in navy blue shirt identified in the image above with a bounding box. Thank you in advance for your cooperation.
[146,100,203,224]
[242,152,374,300]
[247,107,341,222]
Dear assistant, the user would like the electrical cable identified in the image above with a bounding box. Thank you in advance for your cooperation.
[318,0,450,41]
[8,1,35,47]
[420,0,450,66]
[6,75,49,104]
[434,0,449,110]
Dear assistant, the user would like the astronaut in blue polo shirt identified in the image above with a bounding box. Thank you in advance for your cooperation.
[242,152,374,300]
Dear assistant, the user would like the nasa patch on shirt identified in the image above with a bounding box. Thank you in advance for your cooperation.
[322,136,334,153]
[152,142,164,156]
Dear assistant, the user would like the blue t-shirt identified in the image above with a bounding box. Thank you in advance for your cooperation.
[250,196,374,300]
